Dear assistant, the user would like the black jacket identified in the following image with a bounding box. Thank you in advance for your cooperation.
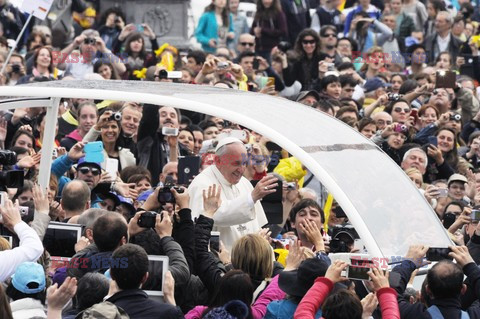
[172,208,195,274]
[423,32,463,65]
[393,260,480,319]
[106,289,184,319]
[66,243,112,279]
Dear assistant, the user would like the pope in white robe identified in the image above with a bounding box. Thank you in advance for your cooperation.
[188,138,277,249]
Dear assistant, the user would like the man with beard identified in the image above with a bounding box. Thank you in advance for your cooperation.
[318,26,342,65]
[137,105,190,185]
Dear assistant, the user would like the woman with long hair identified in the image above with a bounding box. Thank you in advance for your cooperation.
[118,30,158,80]
[195,0,235,54]
[94,61,120,80]
[279,29,322,91]
[424,127,459,183]
[60,102,98,151]
[83,109,136,171]
[251,0,288,61]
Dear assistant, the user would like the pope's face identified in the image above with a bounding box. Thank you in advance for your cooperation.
[216,143,248,185]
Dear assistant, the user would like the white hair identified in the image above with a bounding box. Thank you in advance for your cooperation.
[402,147,428,169]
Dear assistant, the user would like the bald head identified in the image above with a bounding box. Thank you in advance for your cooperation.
[371,112,392,130]
[61,180,91,216]
[237,33,255,54]
[427,260,464,299]
[160,161,178,184]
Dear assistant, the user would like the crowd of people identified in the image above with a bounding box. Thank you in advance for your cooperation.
[1,0,480,317]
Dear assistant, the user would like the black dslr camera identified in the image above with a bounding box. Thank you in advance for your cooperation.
[157,176,184,204]
[329,224,359,253]
[0,150,24,191]
[137,211,162,228]
[277,41,291,53]
[84,38,96,45]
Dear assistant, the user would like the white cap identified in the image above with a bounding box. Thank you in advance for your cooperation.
[215,137,243,152]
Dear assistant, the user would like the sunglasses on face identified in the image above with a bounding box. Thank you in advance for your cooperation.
[393,107,410,113]
[240,42,254,47]
[78,166,101,176]
[322,33,336,38]
[302,39,316,45]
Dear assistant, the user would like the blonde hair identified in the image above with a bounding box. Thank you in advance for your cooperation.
[231,234,274,281]
[0,237,11,251]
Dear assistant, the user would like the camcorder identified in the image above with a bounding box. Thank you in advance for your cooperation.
[157,176,183,204]
[0,150,24,191]
[329,224,359,253]
[138,211,162,228]
[11,64,21,73]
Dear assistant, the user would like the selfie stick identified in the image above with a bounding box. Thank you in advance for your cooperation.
[0,11,35,75]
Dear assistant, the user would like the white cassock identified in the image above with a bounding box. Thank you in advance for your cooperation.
[188,165,268,249]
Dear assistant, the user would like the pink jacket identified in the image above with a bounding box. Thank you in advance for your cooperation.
[294,277,400,319]
[186,275,286,319]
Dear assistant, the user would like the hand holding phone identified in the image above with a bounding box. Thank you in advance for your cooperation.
[435,70,456,89]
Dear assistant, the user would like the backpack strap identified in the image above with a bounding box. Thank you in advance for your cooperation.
[427,305,444,319]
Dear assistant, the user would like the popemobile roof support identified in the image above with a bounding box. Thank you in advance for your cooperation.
[0,80,453,260]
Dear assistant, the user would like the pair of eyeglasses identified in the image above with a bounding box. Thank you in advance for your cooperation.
[240,42,254,47]
[393,107,410,113]
[322,34,336,38]
[302,39,316,45]
[78,166,101,176]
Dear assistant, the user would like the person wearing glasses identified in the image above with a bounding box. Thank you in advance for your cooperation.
[250,0,287,61]
[276,29,322,91]
[59,29,126,80]
[235,33,256,57]
[318,25,342,64]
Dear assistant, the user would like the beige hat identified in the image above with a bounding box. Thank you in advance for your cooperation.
[447,173,468,186]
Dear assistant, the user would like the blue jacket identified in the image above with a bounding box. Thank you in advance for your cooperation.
[195,11,234,53]
[51,155,102,208]
[344,5,381,34]
[265,299,322,319]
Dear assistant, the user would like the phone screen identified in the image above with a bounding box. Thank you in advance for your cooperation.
[435,70,456,89]
[210,231,220,252]
[347,259,373,280]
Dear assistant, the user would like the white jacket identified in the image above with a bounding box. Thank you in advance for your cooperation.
[10,298,46,319]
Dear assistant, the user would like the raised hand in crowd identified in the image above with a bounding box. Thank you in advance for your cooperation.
[299,219,325,252]
[49,200,65,221]
[448,206,472,234]
[218,241,231,265]
[251,174,278,202]
[163,271,176,306]
[32,184,49,215]
[17,152,41,169]
[142,23,156,40]
[95,110,114,130]
[74,236,91,253]
[128,211,147,237]
[67,142,85,161]
[405,244,429,268]
[361,293,379,319]
[449,245,475,267]
[427,144,444,165]
[324,260,348,283]
[0,199,22,231]
[47,277,78,319]
[258,228,272,242]
[368,268,390,291]
[202,184,222,218]
[423,184,440,204]
[118,24,136,41]
[172,186,189,210]
[155,211,173,238]
[284,239,305,271]
[113,181,138,199]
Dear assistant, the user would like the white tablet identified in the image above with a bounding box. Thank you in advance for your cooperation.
[43,222,83,258]
[143,255,169,297]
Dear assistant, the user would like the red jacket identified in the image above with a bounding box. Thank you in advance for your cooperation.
[294,277,400,319]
